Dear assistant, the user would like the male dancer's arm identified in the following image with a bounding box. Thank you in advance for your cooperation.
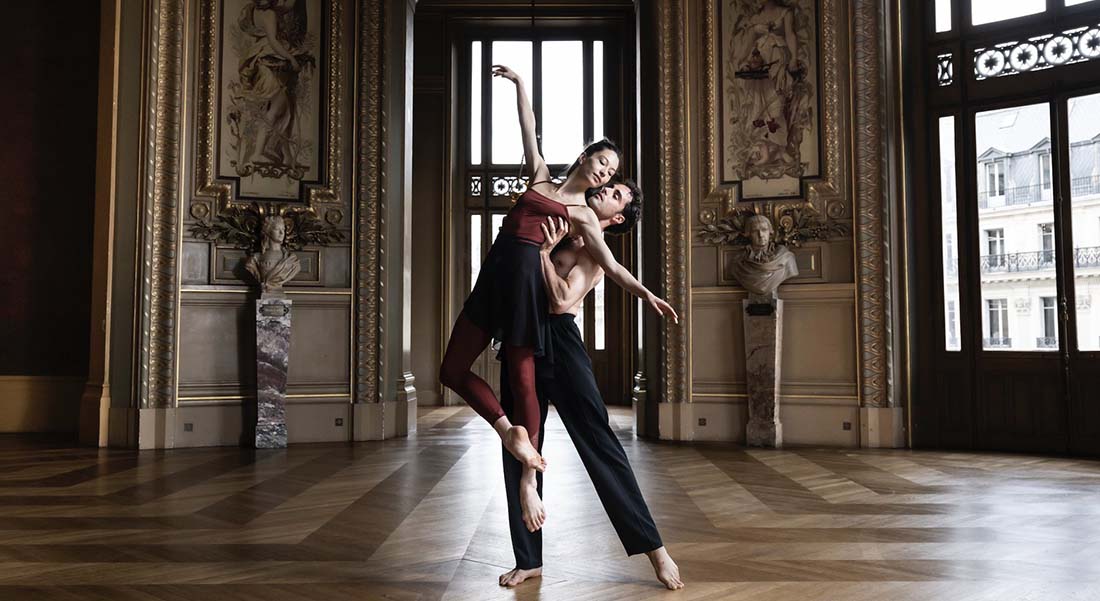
[539,219,602,314]
[567,208,679,322]
[539,246,603,315]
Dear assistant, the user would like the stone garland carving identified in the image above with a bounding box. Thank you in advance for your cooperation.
[142,0,185,409]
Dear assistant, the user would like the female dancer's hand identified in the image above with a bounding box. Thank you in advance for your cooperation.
[539,216,569,254]
[646,294,680,324]
[492,65,522,84]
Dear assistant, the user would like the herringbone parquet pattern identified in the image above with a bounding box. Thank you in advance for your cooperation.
[1,407,1099,600]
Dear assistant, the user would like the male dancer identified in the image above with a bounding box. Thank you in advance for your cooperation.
[497,181,685,590]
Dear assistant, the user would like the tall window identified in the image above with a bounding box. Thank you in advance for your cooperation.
[986,299,1010,348]
[1040,152,1052,191]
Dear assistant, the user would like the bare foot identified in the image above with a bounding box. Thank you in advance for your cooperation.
[504,426,546,472]
[646,546,684,590]
[498,566,542,587]
[520,471,546,532]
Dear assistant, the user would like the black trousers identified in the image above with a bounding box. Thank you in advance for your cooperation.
[500,314,663,569]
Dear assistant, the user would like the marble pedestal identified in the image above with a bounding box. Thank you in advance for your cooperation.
[743,298,783,448]
[255,295,291,448]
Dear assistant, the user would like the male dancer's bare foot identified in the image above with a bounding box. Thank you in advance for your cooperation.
[498,566,542,587]
[519,469,546,532]
[646,546,684,590]
[504,426,547,472]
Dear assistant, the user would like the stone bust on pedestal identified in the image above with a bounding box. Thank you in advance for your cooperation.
[728,214,799,300]
[728,214,799,448]
[245,215,301,293]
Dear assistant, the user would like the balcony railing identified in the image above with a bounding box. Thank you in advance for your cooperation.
[977,175,1100,208]
[984,337,1012,348]
[1036,336,1058,349]
[980,246,1100,274]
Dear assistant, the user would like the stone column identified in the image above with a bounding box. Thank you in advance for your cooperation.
[743,297,783,447]
[256,295,291,448]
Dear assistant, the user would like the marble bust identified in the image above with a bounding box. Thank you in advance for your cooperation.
[728,214,799,300]
[245,215,301,293]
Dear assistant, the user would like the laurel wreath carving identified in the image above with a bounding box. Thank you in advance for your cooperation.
[697,205,850,248]
[190,202,345,252]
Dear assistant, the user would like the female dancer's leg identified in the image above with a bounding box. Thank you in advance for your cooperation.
[439,314,546,471]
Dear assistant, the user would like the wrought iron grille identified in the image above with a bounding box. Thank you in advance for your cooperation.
[974,23,1100,81]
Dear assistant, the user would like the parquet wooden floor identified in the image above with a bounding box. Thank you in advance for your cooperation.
[1,407,1100,600]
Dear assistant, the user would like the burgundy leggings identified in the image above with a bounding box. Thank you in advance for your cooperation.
[439,314,541,447]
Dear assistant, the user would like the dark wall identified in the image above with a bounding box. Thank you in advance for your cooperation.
[0,2,100,376]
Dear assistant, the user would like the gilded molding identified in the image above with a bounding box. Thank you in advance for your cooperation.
[657,0,690,404]
[699,0,851,227]
[192,0,345,213]
[355,0,383,404]
[852,0,890,408]
[141,0,185,408]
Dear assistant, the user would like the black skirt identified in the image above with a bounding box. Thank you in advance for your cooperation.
[462,235,551,358]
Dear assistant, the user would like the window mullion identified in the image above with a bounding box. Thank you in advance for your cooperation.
[583,39,593,144]
[533,38,543,166]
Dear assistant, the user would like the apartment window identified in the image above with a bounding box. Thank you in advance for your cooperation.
[986,160,1005,197]
[946,300,960,350]
[1040,152,1052,190]
[1040,296,1058,348]
[986,298,1010,348]
[1039,223,1055,265]
[986,228,1005,267]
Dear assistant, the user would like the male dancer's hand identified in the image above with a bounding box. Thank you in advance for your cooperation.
[539,216,569,254]
[646,294,679,324]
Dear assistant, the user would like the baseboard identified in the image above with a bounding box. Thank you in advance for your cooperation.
[0,376,83,433]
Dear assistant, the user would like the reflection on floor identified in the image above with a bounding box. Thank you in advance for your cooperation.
[0,406,1099,599]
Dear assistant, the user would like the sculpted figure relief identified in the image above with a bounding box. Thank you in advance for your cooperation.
[728,214,799,299]
[246,215,301,293]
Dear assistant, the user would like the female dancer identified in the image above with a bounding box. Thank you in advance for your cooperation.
[439,65,678,499]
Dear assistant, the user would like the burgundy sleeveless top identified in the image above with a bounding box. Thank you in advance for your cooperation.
[499,188,574,245]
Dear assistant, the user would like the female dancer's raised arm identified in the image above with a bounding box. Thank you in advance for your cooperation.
[492,65,550,184]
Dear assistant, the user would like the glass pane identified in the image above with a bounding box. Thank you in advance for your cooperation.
[936,0,952,32]
[492,41,533,165]
[971,0,1044,25]
[1066,0,1094,5]
[575,298,585,342]
[939,116,962,351]
[491,213,506,244]
[471,42,482,164]
[1068,93,1100,351]
[470,214,482,292]
[541,41,585,166]
[594,277,606,350]
[593,41,604,141]
[975,103,1054,351]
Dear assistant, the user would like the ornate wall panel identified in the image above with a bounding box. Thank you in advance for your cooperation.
[699,0,851,235]
[651,0,892,416]
[191,0,345,222]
